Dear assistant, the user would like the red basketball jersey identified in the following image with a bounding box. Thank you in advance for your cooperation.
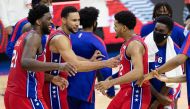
[6,31,46,99]
[118,36,149,88]
[43,30,71,109]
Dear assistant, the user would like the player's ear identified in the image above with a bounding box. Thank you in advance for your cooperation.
[122,25,128,32]
[62,17,66,25]
[36,20,41,26]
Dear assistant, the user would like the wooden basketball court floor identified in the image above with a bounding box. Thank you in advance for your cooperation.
[0,75,188,109]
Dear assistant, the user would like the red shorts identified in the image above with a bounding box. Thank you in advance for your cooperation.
[107,86,151,109]
[4,90,48,109]
[43,83,68,109]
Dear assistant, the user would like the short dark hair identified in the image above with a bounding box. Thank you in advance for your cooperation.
[153,2,173,19]
[114,11,136,30]
[79,7,99,28]
[27,4,49,25]
[155,16,174,31]
[61,6,78,18]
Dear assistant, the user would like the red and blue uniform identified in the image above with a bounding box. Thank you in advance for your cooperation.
[179,33,190,109]
[6,18,28,58]
[43,30,69,109]
[67,31,115,109]
[108,36,151,109]
[4,30,48,109]
[6,18,49,58]
[150,43,181,109]
[140,21,185,47]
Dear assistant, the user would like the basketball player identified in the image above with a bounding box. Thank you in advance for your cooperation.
[43,6,119,109]
[4,5,76,109]
[96,10,151,109]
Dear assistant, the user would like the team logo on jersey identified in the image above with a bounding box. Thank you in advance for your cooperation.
[157,57,162,63]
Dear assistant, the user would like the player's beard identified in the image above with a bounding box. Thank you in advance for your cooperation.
[42,25,50,35]
[67,25,77,34]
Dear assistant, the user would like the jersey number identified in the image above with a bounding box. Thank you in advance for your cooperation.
[11,50,18,68]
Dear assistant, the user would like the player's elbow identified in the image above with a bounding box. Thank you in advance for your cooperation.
[176,54,187,65]
[134,69,143,79]
[21,58,31,70]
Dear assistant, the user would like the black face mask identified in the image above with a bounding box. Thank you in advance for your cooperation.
[156,13,170,18]
[153,31,168,44]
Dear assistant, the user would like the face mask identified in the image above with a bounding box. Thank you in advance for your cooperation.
[156,13,170,18]
[153,31,168,44]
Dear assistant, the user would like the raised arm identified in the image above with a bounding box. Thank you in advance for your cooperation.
[155,74,186,83]
[157,54,187,74]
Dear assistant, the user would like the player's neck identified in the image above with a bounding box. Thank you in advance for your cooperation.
[123,30,137,41]
[61,25,70,35]
[33,26,42,36]
[82,27,93,32]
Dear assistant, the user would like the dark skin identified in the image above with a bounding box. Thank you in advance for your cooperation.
[21,13,76,73]
[137,22,183,108]
[20,12,77,89]
[149,22,173,108]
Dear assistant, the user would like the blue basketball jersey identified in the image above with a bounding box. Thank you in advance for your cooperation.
[68,31,115,103]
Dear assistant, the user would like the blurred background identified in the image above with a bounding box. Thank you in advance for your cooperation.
[0,0,188,75]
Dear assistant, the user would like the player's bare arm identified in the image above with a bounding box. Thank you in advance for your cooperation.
[155,74,186,83]
[49,35,119,72]
[96,40,145,91]
[21,33,77,73]
[137,54,188,86]
[156,54,187,74]
[77,50,104,61]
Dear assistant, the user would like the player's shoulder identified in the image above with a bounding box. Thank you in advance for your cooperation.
[92,33,105,45]
[142,21,154,28]
[174,22,184,29]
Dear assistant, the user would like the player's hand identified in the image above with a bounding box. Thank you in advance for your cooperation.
[154,75,169,83]
[102,76,115,99]
[136,71,158,87]
[51,76,69,91]
[105,57,120,68]
[95,80,113,95]
[90,50,105,62]
[59,62,77,76]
